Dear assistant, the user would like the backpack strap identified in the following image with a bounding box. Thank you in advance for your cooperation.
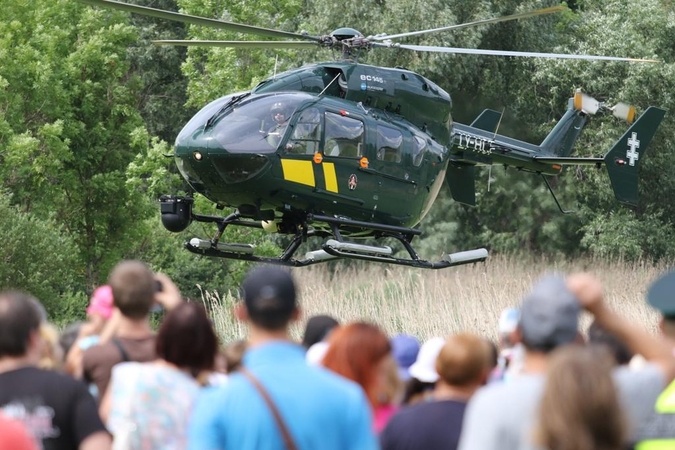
[239,367,298,450]
[111,337,130,363]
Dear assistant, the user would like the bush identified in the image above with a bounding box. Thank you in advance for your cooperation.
[0,196,87,324]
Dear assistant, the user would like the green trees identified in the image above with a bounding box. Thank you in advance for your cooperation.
[524,0,675,259]
[0,196,86,323]
[0,1,153,292]
[1,0,673,321]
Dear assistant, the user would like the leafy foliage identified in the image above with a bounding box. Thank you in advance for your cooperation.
[0,0,154,289]
[2,0,674,321]
[0,195,87,324]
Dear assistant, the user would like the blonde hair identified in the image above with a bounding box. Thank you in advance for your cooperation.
[536,346,626,450]
[39,323,64,370]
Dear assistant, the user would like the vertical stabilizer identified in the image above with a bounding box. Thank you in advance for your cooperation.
[604,106,666,206]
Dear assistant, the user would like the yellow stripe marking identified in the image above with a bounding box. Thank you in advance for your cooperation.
[281,159,315,187]
[323,162,338,193]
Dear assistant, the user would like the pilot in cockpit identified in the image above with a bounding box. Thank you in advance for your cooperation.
[266,102,290,147]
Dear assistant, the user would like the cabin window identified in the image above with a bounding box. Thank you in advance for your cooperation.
[286,107,322,154]
[324,112,364,158]
[377,126,403,163]
[412,135,427,167]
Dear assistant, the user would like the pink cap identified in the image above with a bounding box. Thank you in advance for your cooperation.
[86,285,114,320]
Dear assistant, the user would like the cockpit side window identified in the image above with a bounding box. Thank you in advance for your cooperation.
[286,107,322,154]
[412,135,427,167]
[376,126,403,163]
[324,112,364,158]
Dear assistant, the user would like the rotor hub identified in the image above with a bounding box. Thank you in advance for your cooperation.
[330,27,363,41]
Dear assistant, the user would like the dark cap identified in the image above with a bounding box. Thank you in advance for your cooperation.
[519,274,580,352]
[647,270,675,318]
[302,315,339,348]
[241,266,297,329]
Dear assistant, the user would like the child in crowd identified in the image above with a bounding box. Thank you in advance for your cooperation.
[65,285,114,379]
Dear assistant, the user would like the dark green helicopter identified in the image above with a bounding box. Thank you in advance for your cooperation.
[78,0,666,269]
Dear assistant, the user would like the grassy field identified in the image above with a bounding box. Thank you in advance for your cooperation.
[201,254,670,343]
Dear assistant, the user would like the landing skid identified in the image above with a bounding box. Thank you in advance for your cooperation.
[183,210,488,269]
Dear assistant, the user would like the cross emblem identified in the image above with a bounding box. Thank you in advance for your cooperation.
[626,132,640,166]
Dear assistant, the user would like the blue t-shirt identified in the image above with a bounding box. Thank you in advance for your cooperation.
[188,341,378,450]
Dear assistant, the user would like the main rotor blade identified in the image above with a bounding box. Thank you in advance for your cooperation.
[153,40,318,49]
[378,43,658,62]
[370,5,566,42]
[75,0,319,41]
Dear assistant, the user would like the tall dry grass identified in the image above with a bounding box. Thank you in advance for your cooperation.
[200,254,669,343]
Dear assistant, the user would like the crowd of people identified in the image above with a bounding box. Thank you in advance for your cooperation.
[1,259,675,450]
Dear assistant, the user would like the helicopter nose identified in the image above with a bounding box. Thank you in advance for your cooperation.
[175,134,271,193]
[210,153,270,185]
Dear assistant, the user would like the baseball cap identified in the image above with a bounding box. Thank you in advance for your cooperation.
[86,285,114,320]
[408,337,445,383]
[518,274,580,351]
[498,308,520,334]
[647,270,675,318]
[391,334,420,381]
[241,266,296,322]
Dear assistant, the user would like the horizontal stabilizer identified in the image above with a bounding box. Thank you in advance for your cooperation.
[470,109,502,133]
[446,163,476,206]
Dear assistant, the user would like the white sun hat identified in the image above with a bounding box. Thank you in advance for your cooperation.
[407,336,446,383]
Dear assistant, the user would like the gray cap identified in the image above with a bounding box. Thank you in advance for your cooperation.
[519,274,580,351]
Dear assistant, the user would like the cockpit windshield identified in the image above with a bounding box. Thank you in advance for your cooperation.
[210,93,313,153]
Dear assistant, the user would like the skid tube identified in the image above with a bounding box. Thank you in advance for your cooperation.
[184,210,488,269]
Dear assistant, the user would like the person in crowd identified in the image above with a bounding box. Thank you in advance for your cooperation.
[635,269,675,448]
[303,314,339,366]
[535,345,626,450]
[82,260,182,401]
[322,322,397,432]
[459,273,675,450]
[223,339,248,373]
[188,266,378,450]
[59,321,83,360]
[302,314,339,349]
[490,307,524,382]
[101,302,218,449]
[588,319,633,366]
[390,334,420,382]
[401,337,445,405]
[380,353,405,415]
[0,412,39,450]
[485,339,499,371]
[39,322,65,370]
[380,333,491,450]
[305,339,330,366]
[0,290,111,450]
[66,285,114,378]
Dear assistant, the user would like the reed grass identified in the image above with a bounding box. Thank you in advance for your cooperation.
[200,254,669,344]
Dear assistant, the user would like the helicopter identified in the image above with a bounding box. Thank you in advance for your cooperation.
[78,0,666,269]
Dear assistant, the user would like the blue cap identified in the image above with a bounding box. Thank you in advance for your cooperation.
[391,334,420,380]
